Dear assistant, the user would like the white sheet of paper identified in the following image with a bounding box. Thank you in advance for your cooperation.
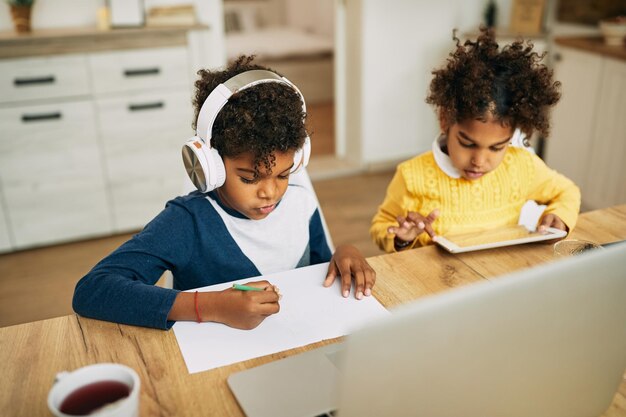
[172,262,389,373]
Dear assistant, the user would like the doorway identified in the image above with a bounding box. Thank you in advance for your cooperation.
[222,0,336,158]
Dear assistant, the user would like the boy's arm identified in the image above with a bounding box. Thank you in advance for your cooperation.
[72,201,194,330]
[308,209,333,264]
[370,167,414,253]
[528,154,581,232]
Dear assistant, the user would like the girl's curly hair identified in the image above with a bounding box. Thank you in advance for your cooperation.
[426,26,561,139]
[192,55,307,176]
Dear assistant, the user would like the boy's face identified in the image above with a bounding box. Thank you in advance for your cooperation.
[443,115,514,181]
[217,150,295,220]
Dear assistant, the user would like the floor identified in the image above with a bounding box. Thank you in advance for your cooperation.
[0,101,396,328]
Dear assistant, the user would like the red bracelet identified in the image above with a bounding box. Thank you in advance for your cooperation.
[194,291,201,323]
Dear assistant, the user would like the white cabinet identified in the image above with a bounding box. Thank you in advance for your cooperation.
[0,28,207,252]
[90,45,192,232]
[543,47,602,190]
[583,58,626,209]
[544,45,626,210]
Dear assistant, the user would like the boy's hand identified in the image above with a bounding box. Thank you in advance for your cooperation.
[323,244,376,300]
[387,209,439,248]
[206,280,281,330]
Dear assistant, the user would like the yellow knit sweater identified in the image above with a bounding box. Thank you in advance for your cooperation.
[371,147,581,253]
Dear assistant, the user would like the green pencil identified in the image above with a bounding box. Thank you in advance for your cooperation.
[232,284,264,292]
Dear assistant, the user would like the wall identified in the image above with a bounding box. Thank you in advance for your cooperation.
[339,0,504,166]
[285,0,334,37]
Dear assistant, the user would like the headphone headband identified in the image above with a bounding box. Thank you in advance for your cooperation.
[196,70,306,144]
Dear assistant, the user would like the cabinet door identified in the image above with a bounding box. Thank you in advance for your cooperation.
[543,47,603,189]
[96,90,192,231]
[0,101,105,182]
[107,176,189,232]
[0,100,112,248]
[0,194,13,252]
[584,58,626,209]
[0,55,90,104]
[3,177,112,248]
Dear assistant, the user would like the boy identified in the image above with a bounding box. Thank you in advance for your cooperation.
[74,56,375,330]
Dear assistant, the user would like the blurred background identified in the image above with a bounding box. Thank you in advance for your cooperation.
[1,0,625,327]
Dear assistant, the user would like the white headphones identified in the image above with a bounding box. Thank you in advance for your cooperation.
[182,70,311,192]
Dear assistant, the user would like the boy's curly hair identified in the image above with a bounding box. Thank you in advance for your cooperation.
[192,55,307,176]
[426,26,561,139]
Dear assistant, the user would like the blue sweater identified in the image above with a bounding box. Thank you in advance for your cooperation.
[73,185,332,329]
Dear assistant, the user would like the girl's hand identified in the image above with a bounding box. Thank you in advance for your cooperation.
[204,280,281,330]
[537,213,567,232]
[387,209,439,248]
[323,244,376,300]
[537,213,568,244]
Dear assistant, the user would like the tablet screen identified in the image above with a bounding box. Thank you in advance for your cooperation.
[434,225,566,253]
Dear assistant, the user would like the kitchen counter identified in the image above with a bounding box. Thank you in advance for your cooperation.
[0,24,209,58]
[554,36,626,62]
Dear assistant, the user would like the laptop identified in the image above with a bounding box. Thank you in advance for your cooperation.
[228,243,626,417]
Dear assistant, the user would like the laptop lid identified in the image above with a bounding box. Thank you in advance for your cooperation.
[337,243,626,417]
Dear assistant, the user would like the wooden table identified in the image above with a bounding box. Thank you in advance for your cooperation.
[1,205,625,416]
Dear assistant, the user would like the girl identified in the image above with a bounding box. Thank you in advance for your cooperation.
[371,27,580,253]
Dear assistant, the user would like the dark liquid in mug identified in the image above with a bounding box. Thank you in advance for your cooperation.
[59,380,130,415]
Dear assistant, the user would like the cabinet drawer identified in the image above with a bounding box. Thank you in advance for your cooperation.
[89,47,190,95]
[0,55,90,104]
[96,90,192,181]
[3,178,112,249]
[0,100,104,183]
[109,176,186,232]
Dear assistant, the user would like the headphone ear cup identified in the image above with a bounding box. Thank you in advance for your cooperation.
[291,135,311,174]
[206,147,226,191]
[182,138,226,192]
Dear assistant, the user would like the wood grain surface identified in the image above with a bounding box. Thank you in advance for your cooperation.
[1,205,624,416]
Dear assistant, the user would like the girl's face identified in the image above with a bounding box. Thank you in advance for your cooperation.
[217,150,295,220]
[443,115,514,181]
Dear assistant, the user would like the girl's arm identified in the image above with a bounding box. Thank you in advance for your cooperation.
[370,167,414,253]
[528,154,581,232]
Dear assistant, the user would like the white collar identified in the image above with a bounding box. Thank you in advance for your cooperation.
[432,128,533,179]
[432,134,461,179]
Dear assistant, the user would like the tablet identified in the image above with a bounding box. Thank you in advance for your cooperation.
[433,225,567,254]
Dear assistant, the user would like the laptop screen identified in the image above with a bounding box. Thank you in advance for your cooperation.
[229,244,626,417]
[337,244,626,417]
